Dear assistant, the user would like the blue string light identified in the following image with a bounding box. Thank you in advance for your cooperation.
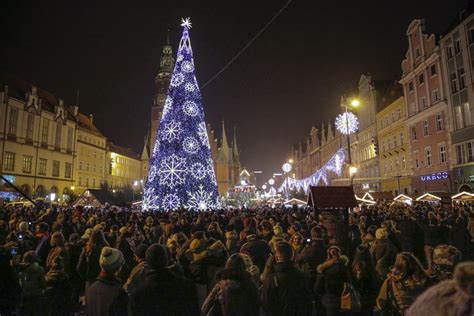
[143,18,219,211]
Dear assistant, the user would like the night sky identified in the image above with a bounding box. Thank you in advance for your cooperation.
[0,0,468,183]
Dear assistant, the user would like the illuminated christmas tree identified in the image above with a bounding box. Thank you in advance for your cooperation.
[143,18,219,211]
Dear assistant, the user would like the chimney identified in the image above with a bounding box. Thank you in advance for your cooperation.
[89,114,94,124]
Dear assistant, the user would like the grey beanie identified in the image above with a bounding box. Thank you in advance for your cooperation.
[99,247,125,273]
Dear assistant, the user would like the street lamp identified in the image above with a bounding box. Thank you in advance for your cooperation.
[50,192,56,208]
[349,166,358,185]
[132,181,138,201]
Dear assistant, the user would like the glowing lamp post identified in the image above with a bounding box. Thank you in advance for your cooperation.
[50,192,56,208]
[335,98,360,165]
[349,166,358,185]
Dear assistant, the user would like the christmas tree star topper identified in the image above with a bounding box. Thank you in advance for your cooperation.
[181,17,192,29]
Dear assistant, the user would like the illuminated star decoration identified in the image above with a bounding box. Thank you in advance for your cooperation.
[181,17,192,29]
[335,112,359,135]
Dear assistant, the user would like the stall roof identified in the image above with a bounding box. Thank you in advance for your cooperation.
[452,191,474,201]
[307,186,358,208]
[363,191,394,201]
[415,193,441,201]
[394,194,413,201]
[283,198,307,206]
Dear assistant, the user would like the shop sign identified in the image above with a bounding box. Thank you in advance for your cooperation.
[420,171,448,182]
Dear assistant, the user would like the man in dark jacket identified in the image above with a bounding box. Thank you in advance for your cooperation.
[261,241,313,316]
[85,247,128,316]
[421,217,443,268]
[296,225,327,278]
[240,233,271,273]
[128,244,199,316]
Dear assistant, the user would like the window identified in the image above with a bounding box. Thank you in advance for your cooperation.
[459,68,466,89]
[464,102,472,126]
[408,82,414,92]
[430,64,437,76]
[4,152,15,171]
[412,127,417,140]
[93,179,96,187]
[86,178,89,187]
[402,156,406,170]
[456,106,465,129]
[67,127,73,152]
[79,177,82,186]
[419,73,424,85]
[436,114,443,131]
[22,155,32,173]
[414,151,420,168]
[65,163,72,178]
[421,97,427,109]
[410,103,417,115]
[393,135,397,147]
[456,144,465,165]
[39,158,47,175]
[385,115,389,127]
[447,43,454,58]
[400,132,404,145]
[454,37,461,54]
[380,119,384,129]
[55,121,62,148]
[52,161,60,177]
[86,163,89,171]
[79,161,83,170]
[41,119,49,144]
[26,112,34,141]
[423,120,429,136]
[425,147,433,166]
[450,72,459,93]
[8,107,18,135]
[468,141,474,162]
[391,112,395,123]
[469,29,474,44]
[415,47,421,58]
[432,89,440,102]
[439,144,447,164]
[397,108,402,119]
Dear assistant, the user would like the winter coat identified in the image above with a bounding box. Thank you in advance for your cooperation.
[407,279,474,316]
[314,256,350,311]
[77,246,103,283]
[295,239,327,277]
[371,239,397,279]
[240,235,271,272]
[202,269,259,316]
[0,256,22,315]
[261,261,313,316]
[398,219,418,252]
[46,246,69,272]
[128,268,199,316]
[423,224,443,246]
[377,272,431,312]
[118,236,137,277]
[351,266,378,310]
[19,262,46,298]
[44,269,72,315]
[123,260,152,294]
[85,272,128,316]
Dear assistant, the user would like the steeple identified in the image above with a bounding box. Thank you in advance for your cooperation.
[232,126,239,158]
[327,119,334,141]
[321,122,326,145]
[221,120,229,151]
[141,134,150,160]
[157,32,174,78]
[218,120,230,162]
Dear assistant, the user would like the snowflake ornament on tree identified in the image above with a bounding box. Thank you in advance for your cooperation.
[161,120,183,142]
[158,154,187,188]
[143,18,219,211]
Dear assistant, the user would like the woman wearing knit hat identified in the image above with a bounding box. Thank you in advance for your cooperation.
[85,247,128,316]
[370,228,397,280]
[46,231,70,273]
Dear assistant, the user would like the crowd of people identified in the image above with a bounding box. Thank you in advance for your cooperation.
[0,200,473,316]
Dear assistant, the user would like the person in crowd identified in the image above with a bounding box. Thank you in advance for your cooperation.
[77,229,110,289]
[43,256,72,315]
[207,221,225,244]
[117,221,138,278]
[427,244,462,282]
[123,243,150,293]
[85,247,128,316]
[377,252,432,314]
[261,241,313,316]
[18,251,46,316]
[421,213,443,268]
[296,225,327,278]
[224,229,239,255]
[351,246,379,316]
[258,220,274,242]
[407,261,474,316]
[46,231,69,272]
[0,246,21,316]
[314,246,350,316]
[128,243,199,315]
[240,229,272,273]
[202,253,260,316]
[371,228,397,280]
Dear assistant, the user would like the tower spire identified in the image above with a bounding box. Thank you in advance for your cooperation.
[232,125,239,157]
[221,120,229,151]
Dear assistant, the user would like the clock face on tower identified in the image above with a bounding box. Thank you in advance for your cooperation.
[158,95,166,104]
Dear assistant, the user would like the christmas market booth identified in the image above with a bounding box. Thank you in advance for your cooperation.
[72,189,119,208]
[307,186,358,251]
[362,191,394,202]
[451,191,474,203]
[283,198,307,208]
[393,194,413,205]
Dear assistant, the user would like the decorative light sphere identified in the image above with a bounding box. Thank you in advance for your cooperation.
[268,178,275,186]
[262,184,267,190]
[335,112,359,135]
[282,163,292,173]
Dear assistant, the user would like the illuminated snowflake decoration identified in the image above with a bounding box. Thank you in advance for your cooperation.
[187,185,216,210]
[190,162,207,180]
[170,73,184,87]
[162,96,173,118]
[161,120,183,142]
[183,101,198,116]
[335,112,359,135]
[181,61,194,73]
[198,122,210,148]
[177,54,184,62]
[185,82,196,92]
[158,154,187,188]
[161,193,180,210]
[181,17,192,29]
[142,187,160,209]
[183,137,200,154]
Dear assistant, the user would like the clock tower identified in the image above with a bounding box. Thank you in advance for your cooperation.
[150,34,174,155]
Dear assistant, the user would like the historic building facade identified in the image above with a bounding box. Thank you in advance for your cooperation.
[439,11,474,192]
[0,78,77,199]
[376,91,412,195]
[400,19,452,194]
[106,142,142,189]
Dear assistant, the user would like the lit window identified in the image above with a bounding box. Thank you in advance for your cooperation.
[22,155,33,173]
[4,152,15,171]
